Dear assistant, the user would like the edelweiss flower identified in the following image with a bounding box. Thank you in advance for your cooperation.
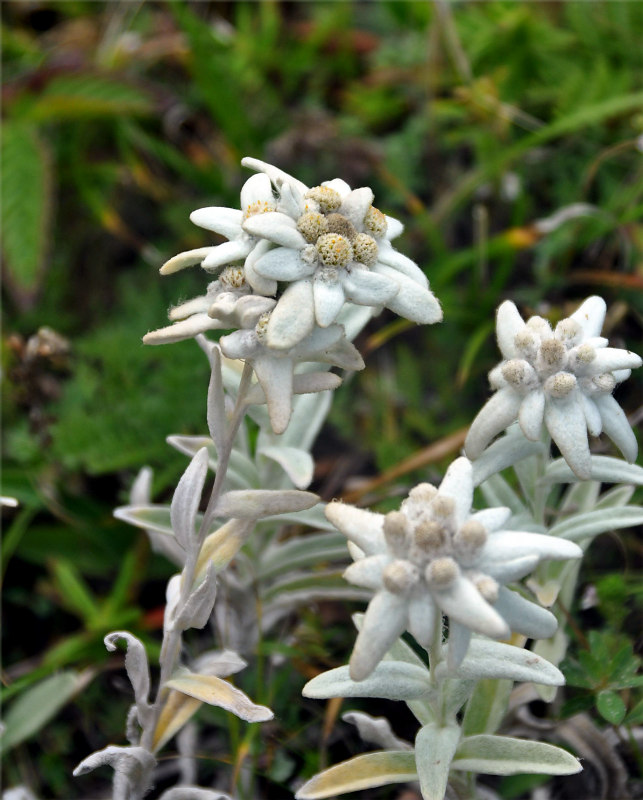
[143,267,253,345]
[240,157,442,350]
[465,296,642,479]
[326,457,581,680]
[217,299,364,434]
[158,173,279,295]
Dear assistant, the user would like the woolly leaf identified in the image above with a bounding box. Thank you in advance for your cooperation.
[414,722,461,800]
[214,489,318,519]
[544,456,643,485]
[452,735,581,775]
[303,661,432,702]
[295,751,417,799]
[165,670,273,723]
[549,506,643,541]
[152,689,201,753]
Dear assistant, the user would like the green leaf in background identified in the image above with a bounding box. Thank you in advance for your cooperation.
[24,73,153,121]
[596,690,627,726]
[0,671,89,753]
[1,121,52,301]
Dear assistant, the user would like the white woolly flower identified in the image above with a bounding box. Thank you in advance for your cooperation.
[326,457,581,680]
[465,296,642,479]
[240,157,442,349]
[158,172,279,295]
[216,297,364,434]
[143,267,253,345]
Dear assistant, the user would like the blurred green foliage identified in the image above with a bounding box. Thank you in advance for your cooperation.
[2,1,642,797]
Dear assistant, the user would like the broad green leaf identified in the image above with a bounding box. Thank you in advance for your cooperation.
[303,661,432,702]
[544,456,643,485]
[152,689,201,752]
[25,74,152,121]
[452,735,581,776]
[114,504,191,537]
[625,697,643,725]
[549,506,643,541]
[415,723,461,800]
[1,121,52,295]
[295,751,417,799]
[50,559,100,625]
[165,670,273,723]
[596,690,626,725]
[0,671,88,752]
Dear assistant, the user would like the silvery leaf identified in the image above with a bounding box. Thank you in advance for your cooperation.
[471,429,544,486]
[478,473,526,516]
[549,506,643,541]
[342,711,412,750]
[158,790,232,800]
[544,455,643,485]
[171,448,210,548]
[195,518,255,577]
[73,745,156,800]
[414,722,461,800]
[245,372,342,407]
[192,649,246,677]
[303,661,432,702]
[130,466,153,505]
[258,445,314,489]
[104,632,152,727]
[152,689,201,753]
[451,735,581,775]
[175,562,218,631]
[436,640,564,686]
[594,485,635,509]
[214,489,318,519]
[206,345,226,456]
[165,669,273,723]
[259,531,348,580]
[114,504,180,538]
[280,387,333,452]
[295,751,417,799]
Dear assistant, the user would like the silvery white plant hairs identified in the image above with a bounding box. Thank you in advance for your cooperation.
[74,158,443,798]
[72,154,643,800]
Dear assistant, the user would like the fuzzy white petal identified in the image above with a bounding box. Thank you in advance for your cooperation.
[325,502,385,555]
[243,239,277,295]
[241,157,308,195]
[494,587,557,639]
[586,348,642,375]
[480,531,582,564]
[254,247,314,281]
[545,393,591,480]
[322,178,352,197]
[569,295,606,338]
[465,388,522,459]
[266,281,315,350]
[385,216,404,241]
[243,212,307,250]
[169,294,212,320]
[433,575,510,639]
[252,356,294,434]
[447,622,472,669]
[374,264,442,324]
[376,241,428,288]
[582,395,602,437]
[143,314,223,345]
[344,555,389,590]
[342,269,399,306]
[468,507,512,532]
[160,248,213,275]
[496,301,525,360]
[313,274,346,327]
[219,329,262,360]
[438,457,473,527]
[484,554,540,583]
[350,592,408,681]
[240,172,275,208]
[407,589,438,647]
[340,187,374,228]
[189,207,243,239]
[612,369,631,383]
[594,393,638,462]
[202,240,252,271]
[518,391,545,441]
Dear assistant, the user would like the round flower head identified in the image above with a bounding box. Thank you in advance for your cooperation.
[465,296,642,479]
[240,157,442,350]
[326,457,581,680]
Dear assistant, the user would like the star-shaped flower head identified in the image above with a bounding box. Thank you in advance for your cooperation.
[326,457,581,680]
[216,295,364,434]
[240,157,443,350]
[158,172,279,296]
[465,296,642,479]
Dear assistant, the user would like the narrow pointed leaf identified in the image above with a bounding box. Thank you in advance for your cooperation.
[549,506,643,541]
[165,671,273,723]
[152,689,202,752]
[303,661,432,702]
[544,456,643,485]
[214,489,318,519]
[207,346,226,456]
[258,446,314,489]
[295,751,417,799]
[195,518,255,577]
[171,448,210,547]
[436,640,564,686]
[452,735,581,775]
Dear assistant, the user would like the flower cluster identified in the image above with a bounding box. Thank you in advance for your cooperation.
[465,297,642,478]
[143,158,442,433]
[326,457,581,680]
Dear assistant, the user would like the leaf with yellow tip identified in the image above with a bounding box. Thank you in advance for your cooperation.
[295,751,417,799]
[195,519,255,578]
[165,671,273,723]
